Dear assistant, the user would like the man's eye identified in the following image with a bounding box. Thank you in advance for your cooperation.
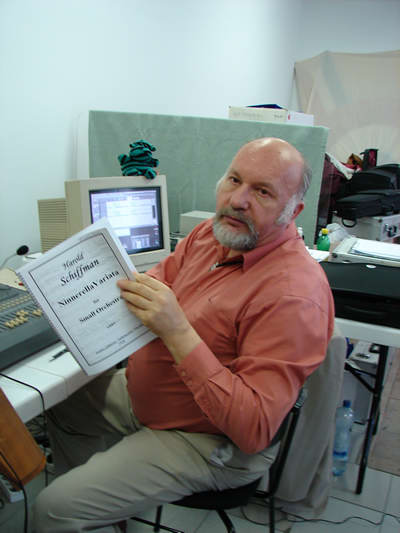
[229,176,240,184]
[258,188,269,196]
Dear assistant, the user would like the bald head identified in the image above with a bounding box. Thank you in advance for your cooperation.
[213,137,311,252]
[233,138,311,200]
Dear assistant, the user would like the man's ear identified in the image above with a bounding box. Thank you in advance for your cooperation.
[292,201,304,221]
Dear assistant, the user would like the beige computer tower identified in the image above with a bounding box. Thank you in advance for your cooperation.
[37,198,69,252]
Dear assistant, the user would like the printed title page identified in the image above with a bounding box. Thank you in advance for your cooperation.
[18,219,155,374]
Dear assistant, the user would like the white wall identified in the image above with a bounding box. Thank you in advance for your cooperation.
[1,0,399,268]
[289,0,400,110]
[296,0,400,60]
[0,0,303,268]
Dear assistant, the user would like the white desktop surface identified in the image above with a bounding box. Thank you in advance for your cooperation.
[0,342,96,422]
[2,265,400,423]
[0,267,98,421]
[336,317,400,349]
[2,317,400,424]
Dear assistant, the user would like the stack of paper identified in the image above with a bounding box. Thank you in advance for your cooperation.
[351,239,400,262]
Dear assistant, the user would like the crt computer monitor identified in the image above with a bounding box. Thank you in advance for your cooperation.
[65,175,170,272]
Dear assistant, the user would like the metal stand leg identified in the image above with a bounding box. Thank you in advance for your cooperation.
[354,345,388,494]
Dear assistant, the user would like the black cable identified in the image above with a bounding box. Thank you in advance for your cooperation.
[286,509,400,527]
[0,373,46,414]
[0,371,91,439]
[240,500,400,528]
[0,449,28,533]
[341,218,357,228]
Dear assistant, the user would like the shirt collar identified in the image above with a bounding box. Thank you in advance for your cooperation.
[214,222,298,272]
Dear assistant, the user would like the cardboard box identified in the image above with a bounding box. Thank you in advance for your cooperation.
[228,105,314,126]
[228,105,287,123]
[286,110,314,126]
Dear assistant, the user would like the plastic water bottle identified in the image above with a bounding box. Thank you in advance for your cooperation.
[316,228,330,251]
[332,400,354,476]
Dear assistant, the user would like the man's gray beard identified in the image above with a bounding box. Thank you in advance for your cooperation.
[212,209,259,251]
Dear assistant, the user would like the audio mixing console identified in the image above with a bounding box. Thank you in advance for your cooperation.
[0,283,59,371]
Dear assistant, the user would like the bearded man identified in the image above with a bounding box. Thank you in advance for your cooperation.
[34,138,334,533]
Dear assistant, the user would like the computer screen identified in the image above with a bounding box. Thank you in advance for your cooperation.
[64,175,170,272]
[89,187,164,255]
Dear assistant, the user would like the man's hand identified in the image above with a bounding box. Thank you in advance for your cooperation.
[117,273,201,364]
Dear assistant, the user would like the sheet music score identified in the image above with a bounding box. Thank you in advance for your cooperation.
[17,219,156,375]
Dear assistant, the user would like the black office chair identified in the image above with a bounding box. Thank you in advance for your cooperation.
[130,388,306,533]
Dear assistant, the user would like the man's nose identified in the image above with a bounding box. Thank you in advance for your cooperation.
[230,184,251,210]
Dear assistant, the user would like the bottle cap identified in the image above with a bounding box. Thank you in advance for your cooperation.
[343,399,351,407]
[321,228,329,235]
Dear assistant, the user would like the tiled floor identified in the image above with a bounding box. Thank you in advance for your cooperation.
[368,355,400,476]
[2,356,399,532]
[0,462,399,532]
[125,462,400,533]
[126,463,400,533]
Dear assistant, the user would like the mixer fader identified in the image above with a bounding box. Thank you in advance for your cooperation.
[0,283,59,371]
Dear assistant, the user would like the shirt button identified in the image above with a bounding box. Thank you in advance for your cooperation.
[180,370,186,377]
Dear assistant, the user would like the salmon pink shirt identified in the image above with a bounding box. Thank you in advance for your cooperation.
[125,219,334,454]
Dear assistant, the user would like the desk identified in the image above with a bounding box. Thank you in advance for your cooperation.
[0,267,97,422]
[0,343,95,423]
[336,318,400,350]
[1,270,399,493]
[2,319,399,490]
[336,317,400,494]
[320,256,400,493]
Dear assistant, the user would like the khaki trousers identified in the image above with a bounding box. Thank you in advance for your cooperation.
[33,369,277,533]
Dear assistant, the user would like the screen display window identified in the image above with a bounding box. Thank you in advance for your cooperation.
[89,187,164,255]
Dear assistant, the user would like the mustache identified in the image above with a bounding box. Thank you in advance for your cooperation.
[213,207,259,250]
[215,207,255,231]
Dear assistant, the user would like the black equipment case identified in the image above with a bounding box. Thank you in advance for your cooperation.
[348,168,398,193]
[335,189,400,221]
[320,262,400,329]
[334,164,400,222]
[374,164,400,188]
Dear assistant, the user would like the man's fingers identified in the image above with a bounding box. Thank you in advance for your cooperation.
[119,286,152,308]
[122,294,149,312]
[118,277,154,300]
[134,272,169,291]
[118,274,165,293]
